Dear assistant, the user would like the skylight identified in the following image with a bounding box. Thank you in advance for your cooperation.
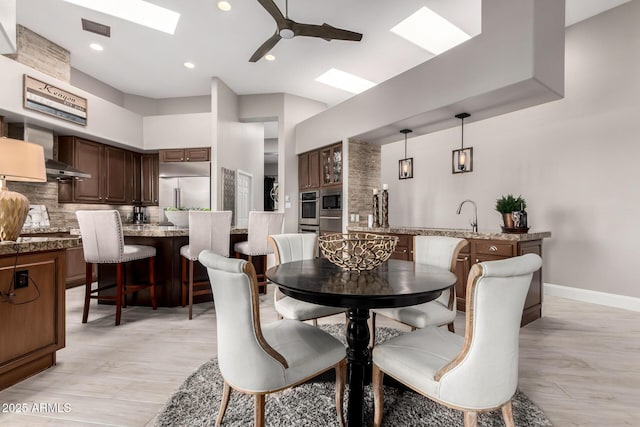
[315,69,376,94]
[63,0,180,35]
[391,7,471,55]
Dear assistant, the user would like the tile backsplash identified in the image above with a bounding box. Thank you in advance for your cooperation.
[8,181,160,229]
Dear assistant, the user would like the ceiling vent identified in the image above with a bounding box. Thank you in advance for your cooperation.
[81,18,111,37]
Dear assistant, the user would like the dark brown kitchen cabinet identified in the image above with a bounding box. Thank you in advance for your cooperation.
[320,143,342,187]
[376,233,413,261]
[126,151,142,204]
[159,147,210,162]
[141,153,159,205]
[298,150,320,189]
[58,137,126,204]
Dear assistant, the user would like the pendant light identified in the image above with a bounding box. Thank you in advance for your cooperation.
[398,129,413,179]
[452,112,473,174]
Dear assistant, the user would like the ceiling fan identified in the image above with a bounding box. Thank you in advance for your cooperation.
[250,0,363,62]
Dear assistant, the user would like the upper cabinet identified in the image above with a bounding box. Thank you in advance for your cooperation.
[159,147,210,162]
[58,137,126,204]
[298,150,320,190]
[140,154,159,206]
[320,143,342,187]
[58,136,158,206]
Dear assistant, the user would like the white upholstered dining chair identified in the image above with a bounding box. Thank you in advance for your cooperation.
[234,211,285,293]
[268,233,346,325]
[371,236,468,344]
[76,210,157,326]
[180,210,232,319]
[372,253,543,427]
[199,251,347,427]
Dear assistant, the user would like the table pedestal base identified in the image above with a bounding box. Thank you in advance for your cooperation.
[346,308,370,427]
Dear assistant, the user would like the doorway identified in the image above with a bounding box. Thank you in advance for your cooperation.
[236,169,253,228]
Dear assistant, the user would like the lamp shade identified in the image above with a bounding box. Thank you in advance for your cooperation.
[0,137,46,241]
[0,137,47,182]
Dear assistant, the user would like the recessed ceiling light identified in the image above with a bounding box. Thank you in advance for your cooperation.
[63,0,180,35]
[264,54,275,61]
[391,6,471,55]
[315,68,376,94]
[89,43,104,51]
[183,62,195,69]
[217,1,231,12]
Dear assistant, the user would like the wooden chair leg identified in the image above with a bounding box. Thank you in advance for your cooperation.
[181,256,187,307]
[82,262,92,323]
[115,263,124,326]
[254,394,265,427]
[501,400,515,427]
[215,381,231,427]
[463,411,478,427]
[369,312,377,348]
[372,364,384,427]
[335,360,346,427]
[312,318,318,327]
[448,322,456,333]
[188,259,194,320]
[149,256,157,310]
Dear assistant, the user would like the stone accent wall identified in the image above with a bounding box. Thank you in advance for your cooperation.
[5,25,70,82]
[347,139,381,228]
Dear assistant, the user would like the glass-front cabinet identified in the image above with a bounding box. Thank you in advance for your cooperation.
[321,143,342,187]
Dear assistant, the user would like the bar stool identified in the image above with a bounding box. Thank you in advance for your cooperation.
[180,210,232,319]
[76,210,157,326]
[234,211,284,293]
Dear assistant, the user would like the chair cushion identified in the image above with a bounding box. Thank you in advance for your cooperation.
[275,296,345,321]
[374,300,455,329]
[120,245,156,263]
[372,326,463,399]
[234,240,273,256]
[261,319,346,387]
[180,244,199,261]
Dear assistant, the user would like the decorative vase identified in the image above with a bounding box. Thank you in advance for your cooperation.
[372,194,380,227]
[502,213,514,228]
[381,189,389,228]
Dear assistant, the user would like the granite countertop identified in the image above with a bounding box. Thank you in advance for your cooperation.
[0,236,82,256]
[347,226,551,242]
[69,225,248,237]
[20,226,72,235]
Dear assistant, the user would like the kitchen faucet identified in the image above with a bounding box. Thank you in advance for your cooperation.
[456,200,478,232]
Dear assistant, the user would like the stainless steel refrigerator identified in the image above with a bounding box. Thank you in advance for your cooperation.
[158,161,211,223]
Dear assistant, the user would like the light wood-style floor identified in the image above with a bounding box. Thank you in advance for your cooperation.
[1,286,638,426]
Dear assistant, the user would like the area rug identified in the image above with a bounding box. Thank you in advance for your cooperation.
[156,324,551,426]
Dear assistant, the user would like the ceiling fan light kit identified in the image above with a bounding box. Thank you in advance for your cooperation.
[251,0,363,62]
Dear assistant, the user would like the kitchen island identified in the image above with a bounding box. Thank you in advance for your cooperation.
[0,236,80,390]
[348,226,551,325]
[70,225,248,307]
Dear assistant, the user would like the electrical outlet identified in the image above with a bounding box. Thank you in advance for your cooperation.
[15,270,29,289]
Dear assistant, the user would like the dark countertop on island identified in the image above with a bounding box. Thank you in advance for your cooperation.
[347,225,551,242]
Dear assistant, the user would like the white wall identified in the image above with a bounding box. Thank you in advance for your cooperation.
[381,1,640,298]
[213,78,264,212]
[0,55,143,149]
[143,113,212,149]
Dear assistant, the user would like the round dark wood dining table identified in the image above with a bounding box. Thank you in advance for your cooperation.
[265,258,457,427]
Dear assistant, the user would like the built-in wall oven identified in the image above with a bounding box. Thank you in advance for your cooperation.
[319,188,343,234]
[299,190,319,226]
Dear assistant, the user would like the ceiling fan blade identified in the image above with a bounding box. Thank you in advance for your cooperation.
[256,0,287,28]
[249,32,282,62]
[292,22,363,42]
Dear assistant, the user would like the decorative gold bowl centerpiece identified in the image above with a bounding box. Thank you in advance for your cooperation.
[319,233,398,271]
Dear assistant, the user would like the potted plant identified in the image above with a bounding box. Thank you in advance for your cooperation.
[495,194,526,228]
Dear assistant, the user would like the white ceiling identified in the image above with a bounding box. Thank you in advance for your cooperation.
[15,0,630,107]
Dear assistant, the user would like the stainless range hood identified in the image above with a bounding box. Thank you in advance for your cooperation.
[7,123,91,180]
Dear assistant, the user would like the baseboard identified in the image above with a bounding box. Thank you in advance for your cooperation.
[544,283,640,312]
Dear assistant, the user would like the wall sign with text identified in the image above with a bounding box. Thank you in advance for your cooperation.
[23,75,87,126]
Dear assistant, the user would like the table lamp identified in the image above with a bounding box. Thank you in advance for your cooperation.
[0,137,47,241]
